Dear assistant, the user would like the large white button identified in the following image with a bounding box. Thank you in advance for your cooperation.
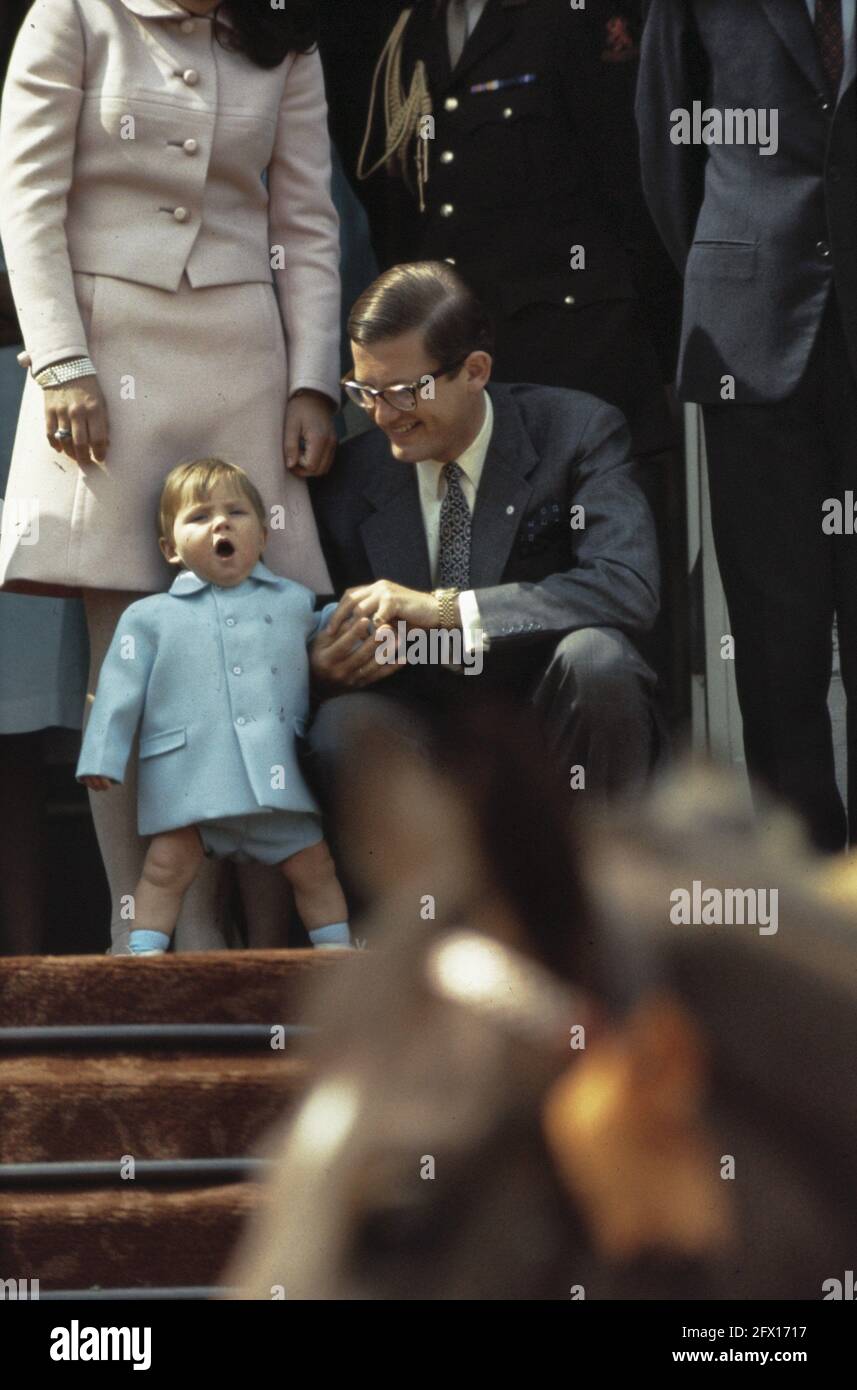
[236,717,246,727]
[503,106,513,119]
[180,18,195,34]
[440,150,454,164]
[444,96,459,112]
[183,138,199,155]
[182,68,200,86]
[232,665,243,676]
[506,505,515,515]
[440,203,454,217]
[564,294,576,306]
[225,617,235,627]
[173,206,189,222]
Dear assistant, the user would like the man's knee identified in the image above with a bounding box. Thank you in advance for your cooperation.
[548,627,653,704]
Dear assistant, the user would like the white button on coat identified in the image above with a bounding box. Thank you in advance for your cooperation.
[183,138,199,155]
[180,18,195,34]
[182,68,200,86]
[173,207,189,222]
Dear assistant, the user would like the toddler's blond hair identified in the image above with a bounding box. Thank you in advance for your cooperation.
[158,458,267,549]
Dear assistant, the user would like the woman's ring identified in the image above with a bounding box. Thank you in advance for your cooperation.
[53,428,72,441]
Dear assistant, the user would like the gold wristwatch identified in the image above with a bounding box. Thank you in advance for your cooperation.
[433,587,461,629]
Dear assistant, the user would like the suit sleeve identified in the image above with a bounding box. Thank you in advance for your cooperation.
[472,401,660,645]
[268,48,342,407]
[635,0,710,272]
[76,605,157,786]
[0,0,90,376]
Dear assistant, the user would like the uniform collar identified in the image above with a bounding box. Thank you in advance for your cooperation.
[169,561,280,596]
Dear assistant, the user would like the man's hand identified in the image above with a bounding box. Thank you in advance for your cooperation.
[334,580,443,632]
[309,608,403,692]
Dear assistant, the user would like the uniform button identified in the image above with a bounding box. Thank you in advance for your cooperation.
[444,257,456,265]
[444,96,459,112]
[816,239,831,258]
[440,150,455,164]
[173,206,189,222]
[440,203,454,217]
[236,717,246,727]
[183,138,199,155]
[180,18,195,34]
[232,665,243,675]
[818,94,831,111]
[564,294,576,305]
[506,505,515,515]
[182,68,200,86]
[225,617,235,627]
[503,106,513,118]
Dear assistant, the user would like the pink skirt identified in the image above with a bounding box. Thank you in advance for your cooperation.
[0,273,332,595]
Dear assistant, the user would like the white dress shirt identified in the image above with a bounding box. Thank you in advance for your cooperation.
[416,390,493,657]
[447,0,489,65]
[805,0,857,96]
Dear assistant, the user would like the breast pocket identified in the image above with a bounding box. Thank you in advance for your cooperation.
[139,727,187,759]
[687,241,757,279]
[455,84,546,207]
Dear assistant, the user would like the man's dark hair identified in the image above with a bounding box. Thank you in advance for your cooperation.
[216,0,318,68]
[347,262,495,369]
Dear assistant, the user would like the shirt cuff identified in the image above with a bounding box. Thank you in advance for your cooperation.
[458,590,490,658]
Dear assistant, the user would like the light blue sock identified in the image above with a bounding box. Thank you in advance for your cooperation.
[128,929,171,955]
[309,921,352,949]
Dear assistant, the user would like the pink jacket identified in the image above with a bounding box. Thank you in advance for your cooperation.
[0,0,341,393]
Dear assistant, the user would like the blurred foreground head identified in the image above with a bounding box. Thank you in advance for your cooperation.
[226,704,857,1300]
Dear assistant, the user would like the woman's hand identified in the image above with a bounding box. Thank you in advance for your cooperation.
[80,775,118,791]
[284,389,338,478]
[44,373,110,467]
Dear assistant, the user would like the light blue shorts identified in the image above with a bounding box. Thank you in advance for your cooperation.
[198,811,323,866]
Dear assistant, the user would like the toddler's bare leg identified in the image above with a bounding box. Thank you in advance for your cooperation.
[280,839,349,946]
[134,827,205,940]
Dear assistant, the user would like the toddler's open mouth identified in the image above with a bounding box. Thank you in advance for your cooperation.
[214,539,235,558]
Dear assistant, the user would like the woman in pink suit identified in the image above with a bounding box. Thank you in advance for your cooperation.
[0,0,342,951]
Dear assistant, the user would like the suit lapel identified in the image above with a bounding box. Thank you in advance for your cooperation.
[360,467,433,591]
[759,0,825,92]
[448,0,520,89]
[469,385,538,588]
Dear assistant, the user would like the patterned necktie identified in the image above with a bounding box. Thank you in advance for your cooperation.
[438,461,472,587]
[815,0,844,99]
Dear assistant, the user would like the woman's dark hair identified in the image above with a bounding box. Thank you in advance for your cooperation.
[215,0,318,69]
[347,262,495,367]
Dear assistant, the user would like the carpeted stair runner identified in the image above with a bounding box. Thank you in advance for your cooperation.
[0,951,349,1295]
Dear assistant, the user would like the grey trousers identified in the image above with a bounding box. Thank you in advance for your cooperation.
[305,625,660,813]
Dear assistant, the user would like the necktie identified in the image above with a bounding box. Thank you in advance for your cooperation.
[447,0,471,69]
[815,0,844,99]
[438,461,472,587]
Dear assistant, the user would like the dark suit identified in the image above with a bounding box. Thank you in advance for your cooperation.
[350,0,677,457]
[308,382,661,800]
[637,0,857,849]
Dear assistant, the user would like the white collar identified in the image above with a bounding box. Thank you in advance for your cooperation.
[417,390,493,496]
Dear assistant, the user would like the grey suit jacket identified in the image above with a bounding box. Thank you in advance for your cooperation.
[311,382,659,688]
[636,0,857,403]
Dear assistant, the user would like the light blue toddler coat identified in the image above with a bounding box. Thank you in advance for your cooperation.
[76,563,335,836]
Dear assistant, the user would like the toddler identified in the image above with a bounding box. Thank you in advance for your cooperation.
[77,458,350,955]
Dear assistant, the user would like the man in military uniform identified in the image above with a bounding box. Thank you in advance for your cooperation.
[349,0,678,462]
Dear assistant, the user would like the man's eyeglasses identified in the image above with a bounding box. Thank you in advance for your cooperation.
[341,357,468,413]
